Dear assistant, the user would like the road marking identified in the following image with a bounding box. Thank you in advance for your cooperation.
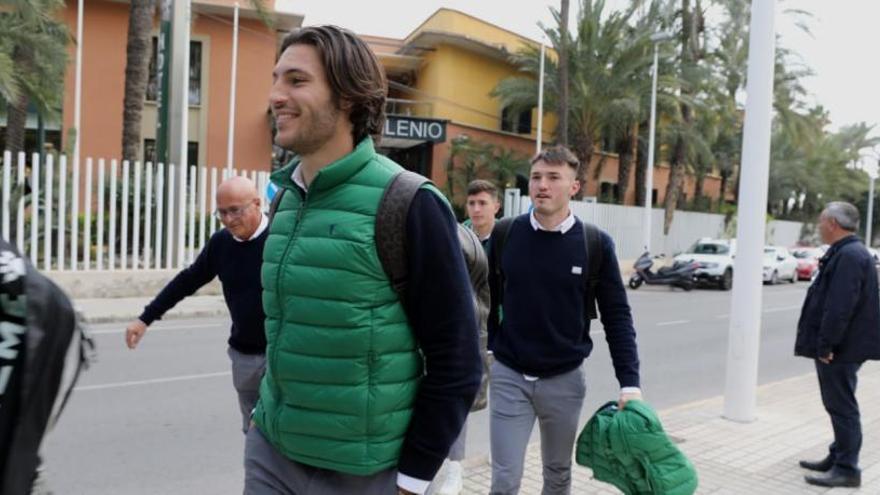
[763,305,801,314]
[90,324,223,335]
[657,320,690,327]
[715,314,729,319]
[75,371,231,392]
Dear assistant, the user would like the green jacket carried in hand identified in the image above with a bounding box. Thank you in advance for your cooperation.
[576,400,698,495]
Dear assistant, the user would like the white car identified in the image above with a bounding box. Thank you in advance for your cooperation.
[763,246,797,284]
[674,238,736,290]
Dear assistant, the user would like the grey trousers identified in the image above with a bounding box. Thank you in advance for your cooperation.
[244,426,398,494]
[489,361,586,495]
[227,347,266,434]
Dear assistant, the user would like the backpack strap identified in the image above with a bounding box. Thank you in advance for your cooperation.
[375,171,429,301]
[490,217,515,280]
[582,221,603,320]
[267,187,286,223]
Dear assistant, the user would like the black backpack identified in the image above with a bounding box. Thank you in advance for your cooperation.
[490,215,604,321]
[0,239,94,495]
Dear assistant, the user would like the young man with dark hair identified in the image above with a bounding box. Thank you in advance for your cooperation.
[487,145,642,494]
[247,26,481,495]
[465,179,501,248]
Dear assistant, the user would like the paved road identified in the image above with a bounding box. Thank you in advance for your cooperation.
[42,282,813,494]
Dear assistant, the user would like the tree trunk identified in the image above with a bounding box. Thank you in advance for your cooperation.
[663,136,687,234]
[557,0,570,145]
[616,123,639,205]
[572,132,592,200]
[5,92,29,156]
[121,0,157,164]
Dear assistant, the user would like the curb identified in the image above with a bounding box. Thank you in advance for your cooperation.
[78,308,229,325]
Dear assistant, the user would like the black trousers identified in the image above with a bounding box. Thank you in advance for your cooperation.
[815,359,863,473]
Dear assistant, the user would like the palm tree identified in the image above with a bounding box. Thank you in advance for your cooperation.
[493,0,653,197]
[120,0,273,164]
[121,0,158,164]
[0,0,69,155]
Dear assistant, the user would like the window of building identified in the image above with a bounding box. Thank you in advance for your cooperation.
[600,182,620,203]
[501,107,532,134]
[143,139,199,166]
[146,38,203,106]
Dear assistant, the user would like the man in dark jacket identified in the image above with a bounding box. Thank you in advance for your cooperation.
[125,176,268,434]
[795,201,880,488]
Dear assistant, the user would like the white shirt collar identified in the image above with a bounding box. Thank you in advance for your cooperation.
[530,210,576,234]
[292,165,308,192]
[232,213,268,242]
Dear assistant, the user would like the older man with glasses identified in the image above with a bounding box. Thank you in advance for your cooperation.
[124,175,269,434]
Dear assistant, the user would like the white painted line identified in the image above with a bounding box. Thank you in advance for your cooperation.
[715,314,729,319]
[90,323,224,335]
[75,371,231,392]
[762,305,801,314]
[656,320,690,327]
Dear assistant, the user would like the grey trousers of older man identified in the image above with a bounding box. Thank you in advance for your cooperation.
[227,346,266,434]
[489,360,586,495]
[243,427,399,494]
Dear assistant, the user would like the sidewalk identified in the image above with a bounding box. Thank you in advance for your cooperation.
[74,295,228,324]
[458,362,880,494]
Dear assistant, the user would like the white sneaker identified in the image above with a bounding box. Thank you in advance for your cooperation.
[435,461,463,495]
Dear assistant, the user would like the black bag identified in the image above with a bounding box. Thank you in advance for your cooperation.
[0,239,94,495]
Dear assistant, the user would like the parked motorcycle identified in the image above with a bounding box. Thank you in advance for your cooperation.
[628,252,699,291]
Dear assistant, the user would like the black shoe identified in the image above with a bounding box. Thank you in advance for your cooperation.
[804,469,861,488]
[799,456,833,472]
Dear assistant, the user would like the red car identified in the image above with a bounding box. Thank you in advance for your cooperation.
[792,247,825,281]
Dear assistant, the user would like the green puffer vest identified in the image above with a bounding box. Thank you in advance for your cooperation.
[253,138,423,476]
[576,400,698,495]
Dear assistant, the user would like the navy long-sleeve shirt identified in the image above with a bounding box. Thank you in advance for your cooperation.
[384,190,482,482]
[487,214,640,388]
[139,227,268,354]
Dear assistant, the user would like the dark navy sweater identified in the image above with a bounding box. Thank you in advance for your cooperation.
[140,227,268,355]
[488,214,640,388]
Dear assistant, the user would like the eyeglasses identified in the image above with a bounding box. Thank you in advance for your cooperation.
[213,203,253,220]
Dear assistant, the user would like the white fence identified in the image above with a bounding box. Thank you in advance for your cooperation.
[0,151,272,272]
[505,191,805,260]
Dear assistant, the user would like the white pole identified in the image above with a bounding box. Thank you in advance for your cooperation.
[109,159,117,271]
[133,161,141,269]
[198,166,207,251]
[867,175,875,247]
[121,160,129,270]
[30,153,40,266]
[71,155,79,270]
[58,155,67,271]
[644,43,659,254]
[188,165,196,263]
[210,167,218,234]
[144,163,153,269]
[535,40,545,155]
[226,2,240,172]
[74,0,84,181]
[166,164,175,270]
[177,163,186,268]
[43,154,53,271]
[2,151,10,240]
[155,164,164,269]
[15,153,25,254]
[723,0,777,423]
[96,158,105,271]
[83,158,92,270]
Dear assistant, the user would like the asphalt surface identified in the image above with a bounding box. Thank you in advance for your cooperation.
[42,282,814,494]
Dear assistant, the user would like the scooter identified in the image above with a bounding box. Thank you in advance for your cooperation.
[628,252,699,291]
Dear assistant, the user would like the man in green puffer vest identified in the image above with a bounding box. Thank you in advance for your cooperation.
[244,26,482,495]
[576,401,698,495]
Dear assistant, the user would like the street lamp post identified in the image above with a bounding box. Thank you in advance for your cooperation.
[723,0,777,423]
[643,31,674,254]
[867,171,875,247]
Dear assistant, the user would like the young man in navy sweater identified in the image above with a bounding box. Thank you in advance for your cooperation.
[124,176,268,434]
[487,146,642,494]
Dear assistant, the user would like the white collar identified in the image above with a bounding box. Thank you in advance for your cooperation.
[530,210,576,234]
[232,214,268,242]
[291,165,308,192]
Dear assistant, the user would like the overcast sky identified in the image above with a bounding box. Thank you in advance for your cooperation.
[277,0,880,152]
